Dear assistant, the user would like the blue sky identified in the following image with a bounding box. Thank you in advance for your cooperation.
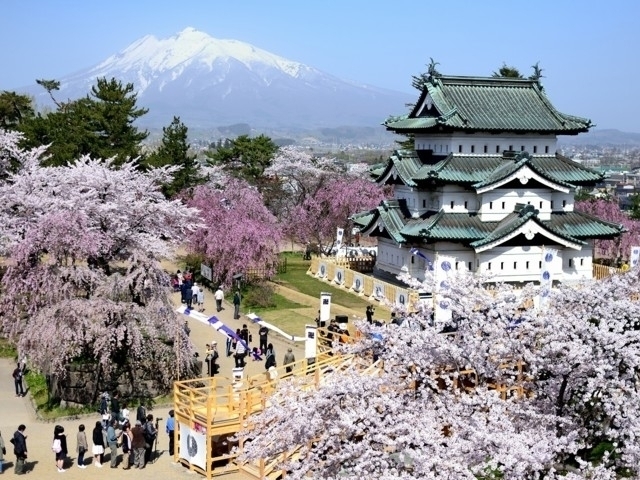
[2,0,639,131]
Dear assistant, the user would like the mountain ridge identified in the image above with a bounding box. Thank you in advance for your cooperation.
[21,27,413,130]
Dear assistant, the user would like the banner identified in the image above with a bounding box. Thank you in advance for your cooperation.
[539,247,557,309]
[433,254,456,324]
[631,246,640,268]
[410,247,434,271]
[336,227,344,249]
[179,422,207,469]
[334,267,345,285]
[352,274,364,292]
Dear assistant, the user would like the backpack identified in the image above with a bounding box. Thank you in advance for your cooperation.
[52,438,62,453]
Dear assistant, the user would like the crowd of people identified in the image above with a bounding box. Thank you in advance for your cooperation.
[3,392,176,474]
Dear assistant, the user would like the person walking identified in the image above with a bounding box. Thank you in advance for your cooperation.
[91,421,105,468]
[120,422,133,470]
[214,286,224,312]
[52,424,68,473]
[131,420,146,469]
[0,430,6,474]
[233,290,241,319]
[12,424,27,475]
[283,348,296,374]
[265,343,276,370]
[76,424,88,469]
[166,410,176,457]
[106,418,120,468]
[12,363,25,397]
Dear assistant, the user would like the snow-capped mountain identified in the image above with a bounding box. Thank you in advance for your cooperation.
[25,27,412,129]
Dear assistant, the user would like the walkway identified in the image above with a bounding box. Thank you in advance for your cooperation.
[0,278,366,479]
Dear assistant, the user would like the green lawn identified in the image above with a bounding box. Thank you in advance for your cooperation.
[275,253,377,311]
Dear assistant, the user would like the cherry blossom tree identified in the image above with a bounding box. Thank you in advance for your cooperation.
[238,268,640,478]
[264,147,390,250]
[0,130,200,394]
[285,176,388,252]
[575,198,640,263]
[185,177,282,286]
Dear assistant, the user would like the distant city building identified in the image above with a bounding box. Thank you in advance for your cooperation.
[353,74,624,284]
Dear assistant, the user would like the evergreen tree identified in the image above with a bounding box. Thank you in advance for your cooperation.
[0,91,35,129]
[206,134,278,183]
[21,77,148,167]
[144,116,203,197]
[89,78,149,166]
[492,63,524,78]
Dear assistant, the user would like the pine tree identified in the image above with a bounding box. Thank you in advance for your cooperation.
[144,116,203,197]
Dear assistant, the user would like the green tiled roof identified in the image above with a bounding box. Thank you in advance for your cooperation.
[351,211,375,229]
[402,210,487,240]
[413,155,505,183]
[352,199,412,243]
[384,75,591,134]
[374,151,602,189]
[375,150,422,187]
[531,155,603,184]
[469,206,540,248]
[548,210,626,238]
[362,207,623,249]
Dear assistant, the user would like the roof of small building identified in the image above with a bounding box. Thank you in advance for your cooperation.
[384,75,591,134]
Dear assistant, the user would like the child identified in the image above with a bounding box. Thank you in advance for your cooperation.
[251,347,263,361]
[77,424,88,469]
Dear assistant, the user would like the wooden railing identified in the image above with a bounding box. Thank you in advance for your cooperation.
[592,263,625,280]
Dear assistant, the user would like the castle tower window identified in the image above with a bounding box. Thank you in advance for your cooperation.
[539,261,542,269]
[500,262,504,270]
[450,201,454,208]
[411,256,415,264]
[545,146,549,153]
[471,145,475,153]
[501,201,506,209]
[468,261,473,271]
[580,258,584,266]
[455,261,459,270]
[569,259,573,267]
[496,145,500,153]
[513,261,517,269]
[551,201,554,209]
[509,145,513,151]
[533,146,538,153]
[464,201,468,209]
[539,201,543,208]
[423,199,426,208]
[521,145,525,151]
[526,261,530,269]
[458,145,463,153]
[562,200,567,207]
[484,145,488,153]
[489,201,493,209]
[488,262,492,270]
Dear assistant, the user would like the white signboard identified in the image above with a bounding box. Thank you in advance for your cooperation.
[200,263,212,281]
